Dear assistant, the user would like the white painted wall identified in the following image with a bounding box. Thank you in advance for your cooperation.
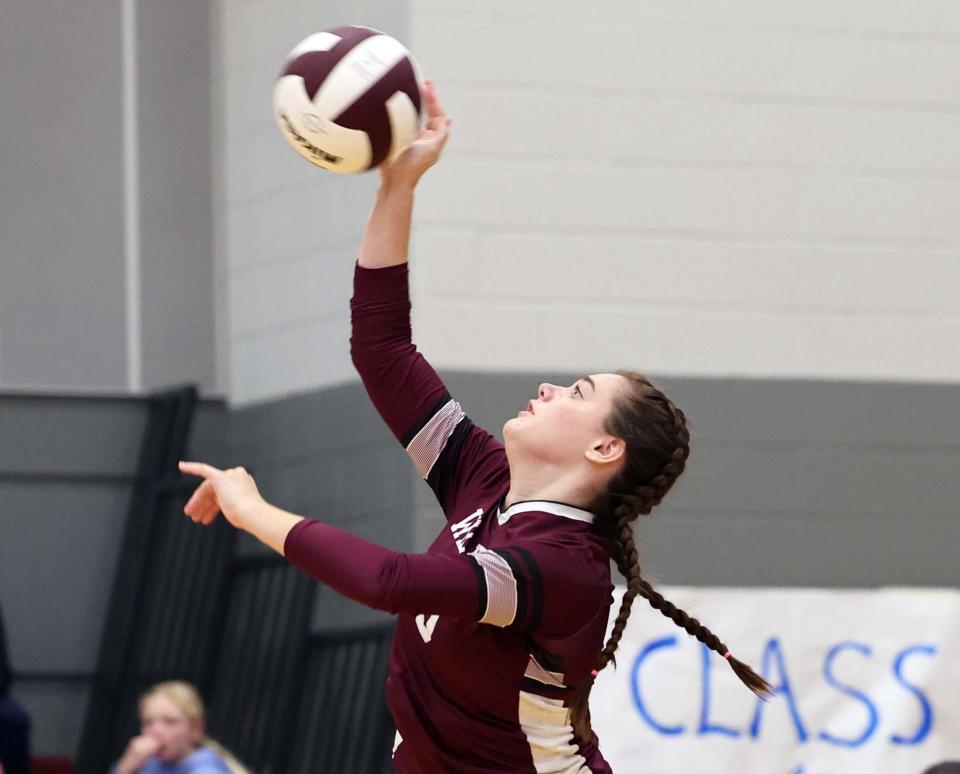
[408,1,960,383]
[217,0,960,405]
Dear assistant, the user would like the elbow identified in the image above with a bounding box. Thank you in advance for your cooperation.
[349,340,364,371]
[349,337,416,380]
[366,553,408,614]
[350,345,384,385]
[349,333,376,375]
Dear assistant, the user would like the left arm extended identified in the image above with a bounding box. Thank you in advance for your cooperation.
[178,461,606,631]
[178,461,481,616]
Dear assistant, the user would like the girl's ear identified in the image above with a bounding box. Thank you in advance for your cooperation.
[585,435,625,466]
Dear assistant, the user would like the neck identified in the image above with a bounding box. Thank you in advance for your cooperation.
[503,462,597,512]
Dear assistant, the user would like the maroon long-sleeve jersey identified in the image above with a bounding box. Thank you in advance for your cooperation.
[284,262,615,773]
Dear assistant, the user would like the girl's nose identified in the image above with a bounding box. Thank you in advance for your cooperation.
[538,383,555,400]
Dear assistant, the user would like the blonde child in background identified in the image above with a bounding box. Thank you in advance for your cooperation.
[113,682,247,774]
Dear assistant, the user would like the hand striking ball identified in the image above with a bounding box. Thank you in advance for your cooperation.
[273,26,424,174]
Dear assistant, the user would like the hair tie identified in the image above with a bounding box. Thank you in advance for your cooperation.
[723,651,733,661]
[590,669,599,677]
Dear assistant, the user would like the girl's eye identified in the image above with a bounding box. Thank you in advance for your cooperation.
[574,385,583,398]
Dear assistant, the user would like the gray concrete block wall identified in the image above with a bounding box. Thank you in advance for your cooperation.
[0,1,128,390]
[212,0,960,407]
[137,0,218,393]
[1,0,217,394]
[407,2,960,386]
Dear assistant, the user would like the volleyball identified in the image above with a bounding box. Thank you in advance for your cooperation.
[273,26,423,174]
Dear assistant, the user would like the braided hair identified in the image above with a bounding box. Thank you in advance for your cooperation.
[568,371,771,740]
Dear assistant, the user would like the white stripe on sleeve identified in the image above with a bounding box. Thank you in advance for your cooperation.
[405,399,465,479]
[470,546,517,627]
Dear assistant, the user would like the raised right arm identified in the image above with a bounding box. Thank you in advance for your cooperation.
[356,181,415,270]
[357,78,449,271]
[350,259,454,465]
[350,79,455,456]
[350,83,506,513]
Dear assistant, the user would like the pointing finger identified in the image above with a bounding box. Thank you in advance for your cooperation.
[179,461,221,479]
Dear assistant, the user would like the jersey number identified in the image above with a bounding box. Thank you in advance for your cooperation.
[416,613,439,643]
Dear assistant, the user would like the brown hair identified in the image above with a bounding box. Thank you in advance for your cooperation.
[568,372,772,740]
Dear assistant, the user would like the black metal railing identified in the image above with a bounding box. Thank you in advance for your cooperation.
[75,386,238,772]
[72,385,397,773]
[285,624,396,774]
[205,554,315,774]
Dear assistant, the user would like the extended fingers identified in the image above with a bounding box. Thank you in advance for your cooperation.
[423,79,447,122]
[425,115,452,136]
[188,497,219,526]
[184,478,215,519]
[179,460,221,479]
[197,501,221,526]
[180,462,256,528]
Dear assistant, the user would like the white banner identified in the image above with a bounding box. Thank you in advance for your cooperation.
[591,587,960,774]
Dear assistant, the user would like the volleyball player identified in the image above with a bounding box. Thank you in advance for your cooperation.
[180,80,770,773]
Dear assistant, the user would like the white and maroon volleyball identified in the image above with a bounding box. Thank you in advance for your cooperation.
[273,26,423,174]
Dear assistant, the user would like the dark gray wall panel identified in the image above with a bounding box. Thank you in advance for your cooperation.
[137,0,217,392]
[310,587,393,633]
[308,509,408,633]
[233,373,960,591]
[0,393,222,476]
[9,682,89,758]
[231,386,414,633]
[439,371,960,589]
[255,445,415,522]
[2,372,956,757]
[228,382,397,467]
[674,443,960,517]
[440,372,960,449]
[639,510,960,587]
[663,378,960,448]
[0,396,146,475]
[187,399,229,463]
[0,483,131,672]
[0,0,127,389]
[232,372,958,605]
[413,463,444,551]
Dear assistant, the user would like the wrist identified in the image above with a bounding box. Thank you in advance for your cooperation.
[236,500,304,557]
[233,495,265,532]
[378,175,418,197]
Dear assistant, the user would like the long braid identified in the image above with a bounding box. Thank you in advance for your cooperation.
[596,508,643,671]
[568,375,771,741]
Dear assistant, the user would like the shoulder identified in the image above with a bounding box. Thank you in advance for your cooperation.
[502,535,612,638]
[503,512,609,572]
[496,526,611,600]
[182,747,230,773]
[128,760,163,774]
